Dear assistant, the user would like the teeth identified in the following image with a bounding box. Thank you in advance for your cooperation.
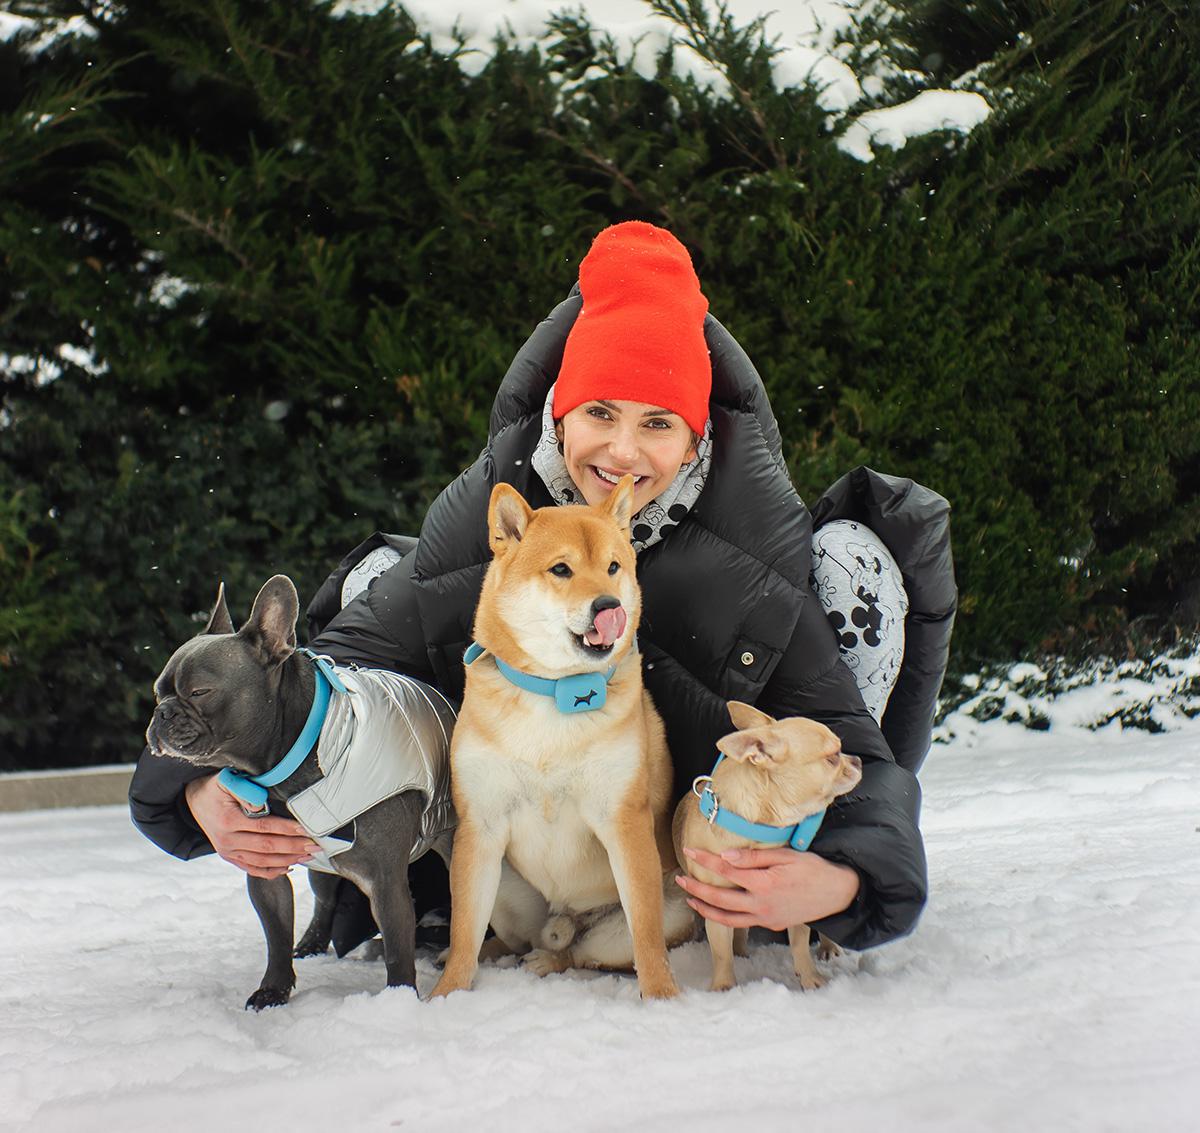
[594,468,642,485]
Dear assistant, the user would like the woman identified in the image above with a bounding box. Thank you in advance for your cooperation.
[130,222,955,954]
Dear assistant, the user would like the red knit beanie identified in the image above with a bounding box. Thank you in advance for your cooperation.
[554,221,710,435]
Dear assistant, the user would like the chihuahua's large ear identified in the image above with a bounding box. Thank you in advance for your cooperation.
[489,482,533,556]
[240,575,298,665]
[202,581,235,635]
[727,700,775,732]
[715,728,776,766]
[601,474,636,534]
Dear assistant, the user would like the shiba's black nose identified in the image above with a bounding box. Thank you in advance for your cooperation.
[591,595,621,617]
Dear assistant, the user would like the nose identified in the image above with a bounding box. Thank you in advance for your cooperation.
[607,423,639,467]
[591,595,621,617]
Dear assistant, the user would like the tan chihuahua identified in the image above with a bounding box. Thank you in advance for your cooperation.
[672,701,862,992]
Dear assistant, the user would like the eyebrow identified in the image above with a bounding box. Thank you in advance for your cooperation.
[595,400,673,418]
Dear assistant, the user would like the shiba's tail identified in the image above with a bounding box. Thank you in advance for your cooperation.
[540,913,577,951]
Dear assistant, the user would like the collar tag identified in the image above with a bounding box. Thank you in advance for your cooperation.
[554,672,608,713]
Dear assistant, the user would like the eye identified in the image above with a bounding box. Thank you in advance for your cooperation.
[549,563,573,578]
[825,753,840,766]
[644,418,670,429]
[190,688,213,699]
[586,405,613,421]
[608,561,620,575]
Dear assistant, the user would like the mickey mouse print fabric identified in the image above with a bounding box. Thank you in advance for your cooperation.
[811,519,908,723]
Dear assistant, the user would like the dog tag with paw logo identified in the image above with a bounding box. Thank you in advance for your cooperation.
[555,674,607,714]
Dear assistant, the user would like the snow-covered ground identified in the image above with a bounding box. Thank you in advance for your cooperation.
[3,664,1198,1132]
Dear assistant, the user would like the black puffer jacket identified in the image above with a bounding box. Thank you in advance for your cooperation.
[130,290,955,950]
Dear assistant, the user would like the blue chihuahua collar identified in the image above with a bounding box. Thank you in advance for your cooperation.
[217,649,349,814]
[691,753,826,851]
[463,641,616,714]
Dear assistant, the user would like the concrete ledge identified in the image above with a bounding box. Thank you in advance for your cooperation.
[0,765,135,812]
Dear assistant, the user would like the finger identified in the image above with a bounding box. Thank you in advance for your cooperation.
[717,846,805,869]
[226,834,321,856]
[220,854,294,880]
[681,847,770,891]
[226,848,314,869]
[684,896,758,929]
[675,873,756,913]
[225,815,311,838]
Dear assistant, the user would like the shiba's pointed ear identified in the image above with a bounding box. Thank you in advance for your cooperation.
[716,728,776,766]
[727,701,775,732]
[601,474,636,533]
[489,482,533,555]
[202,581,235,635]
[239,575,298,666]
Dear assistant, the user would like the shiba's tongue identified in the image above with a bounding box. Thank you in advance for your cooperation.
[585,606,626,648]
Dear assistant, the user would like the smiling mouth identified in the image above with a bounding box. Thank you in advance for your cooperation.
[591,466,646,487]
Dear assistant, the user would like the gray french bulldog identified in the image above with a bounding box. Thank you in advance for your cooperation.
[145,575,455,1010]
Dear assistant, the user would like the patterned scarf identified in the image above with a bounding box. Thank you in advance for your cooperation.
[531,385,713,553]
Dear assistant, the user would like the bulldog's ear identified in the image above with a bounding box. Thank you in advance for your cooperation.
[240,575,298,665]
[489,482,533,556]
[601,474,635,534]
[727,700,775,732]
[202,581,235,635]
[715,729,776,766]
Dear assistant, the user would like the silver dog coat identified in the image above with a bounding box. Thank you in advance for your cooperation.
[285,666,457,873]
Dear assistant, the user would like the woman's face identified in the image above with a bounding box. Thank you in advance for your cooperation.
[557,399,698,513]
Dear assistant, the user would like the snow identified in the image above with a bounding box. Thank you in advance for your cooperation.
[5,2,992,156]
[836,89,992,162]
[4,665,1199,1132]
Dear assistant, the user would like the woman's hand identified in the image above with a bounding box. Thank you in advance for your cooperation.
[674,846,860,931]
[185,775,321,880]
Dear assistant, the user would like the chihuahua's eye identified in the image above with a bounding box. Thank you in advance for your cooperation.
[608,561,620,575]
[826,753,840,766]
[549,563,573,578]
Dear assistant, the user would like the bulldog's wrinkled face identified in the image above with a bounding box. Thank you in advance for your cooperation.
[144,576,299,776]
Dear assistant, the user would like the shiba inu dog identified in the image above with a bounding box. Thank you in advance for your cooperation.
[430,476,694,1000]
[673,702,862,992]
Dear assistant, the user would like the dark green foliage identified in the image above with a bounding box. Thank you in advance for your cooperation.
[2,0,1197,767]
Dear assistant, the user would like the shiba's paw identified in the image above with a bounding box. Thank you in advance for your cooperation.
[797,970,827,991]
[428,973,470,999]
[708,978,735,993]
[638,967,680,999]
[522,948,571,977]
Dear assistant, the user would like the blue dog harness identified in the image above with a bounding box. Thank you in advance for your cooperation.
[691,753,826,851]
[217,649,349,814]
[463,641,617,714]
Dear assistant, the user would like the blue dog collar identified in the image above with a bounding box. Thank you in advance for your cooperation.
[691,754,826,851]
[217,649,349,813]
[463,641,616,714]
